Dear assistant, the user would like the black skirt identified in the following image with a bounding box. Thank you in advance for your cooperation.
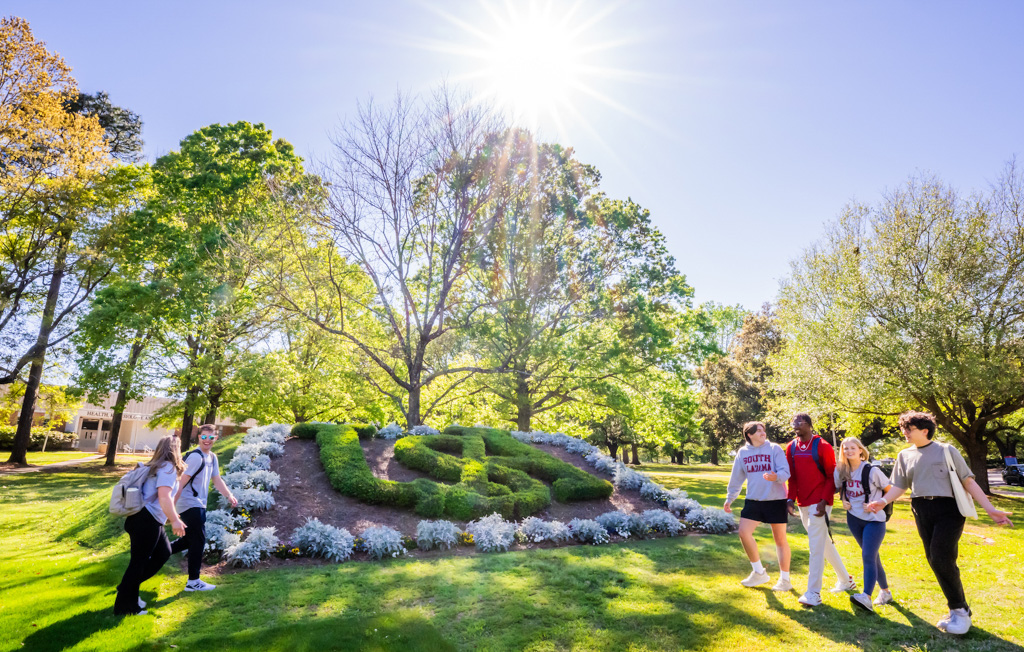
[740,499,789,524]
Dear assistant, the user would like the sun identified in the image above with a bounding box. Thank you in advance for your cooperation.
[423,0,635,137]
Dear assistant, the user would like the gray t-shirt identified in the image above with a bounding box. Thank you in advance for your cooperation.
[175,449,219,512]
[143,461,180,524]
[834,464,890,522]
[726,441,791,504]
[891,442,974,498]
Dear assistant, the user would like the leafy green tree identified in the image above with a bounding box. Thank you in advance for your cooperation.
[774,165,1024,492]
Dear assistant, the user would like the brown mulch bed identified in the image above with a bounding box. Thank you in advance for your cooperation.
[202,436,683,573]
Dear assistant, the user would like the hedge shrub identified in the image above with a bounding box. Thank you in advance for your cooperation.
[0,426,75,451]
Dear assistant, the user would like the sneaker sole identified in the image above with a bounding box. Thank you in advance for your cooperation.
[850,596,874,613]
[184,586,216,592]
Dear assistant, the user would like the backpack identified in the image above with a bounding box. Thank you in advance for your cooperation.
[109,462,153,516]
[786,436,827,478]
[840,463,894,522]
[182,448,206,498]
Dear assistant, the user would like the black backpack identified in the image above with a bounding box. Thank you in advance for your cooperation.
[841,463,894,522]
[182,448,207,498]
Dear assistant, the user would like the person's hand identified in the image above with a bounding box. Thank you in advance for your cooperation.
[865,500,885,513]
[763,471,778,482]
[813,499,827,517]
[842,500,852,511]
[987,508,1014,527]
[228,494,238,508]
[723,502,732,514]
[786,500,797,516]
[171,518,187,537]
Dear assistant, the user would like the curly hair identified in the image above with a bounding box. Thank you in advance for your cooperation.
[898,410,936,440]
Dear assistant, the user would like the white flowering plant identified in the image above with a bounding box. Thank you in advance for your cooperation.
[225,527,280,567]
[467,513,516,552]
[641,509,683,536]
[568,518,610,545]
[667,496,701,518]
[415,519,461,551]
[595,511,648,538]
[243,423,290,445]
[224,487,275,511]
[517,517,572,543]
[409,425,439,436]
[222,469,281,492]
[292,518,355,562]
[376,423,405,440]
[683,507,737,534]
[227,453,272,474]
[361,525,407,559]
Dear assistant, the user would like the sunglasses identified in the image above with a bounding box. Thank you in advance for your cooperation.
[199,435,216,441]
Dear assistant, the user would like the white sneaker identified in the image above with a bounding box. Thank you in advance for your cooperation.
[798,591,822,607]
[850,592,874,613]
[138,597,146,609]
[937,610,953,631]
[740,570,771,588]
[873,589,893,606]
[184,579,216,592]
[943,608,972,635]
[831,575,857,593]
[772,577,793,592]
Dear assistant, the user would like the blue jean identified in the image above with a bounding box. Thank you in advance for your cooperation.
[847,514,888,595]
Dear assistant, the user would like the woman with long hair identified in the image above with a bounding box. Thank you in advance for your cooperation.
[113,436,187,616]
[834,436,892,612]
[724,421,793,591]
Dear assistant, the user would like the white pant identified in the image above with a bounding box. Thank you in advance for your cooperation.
[798,504,849,595]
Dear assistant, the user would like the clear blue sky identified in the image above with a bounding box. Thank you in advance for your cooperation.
[11,1,1024,310]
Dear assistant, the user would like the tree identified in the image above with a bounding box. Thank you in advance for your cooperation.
[144,121,305,450]
[696,306,783,464]
[774,164,1024,492]
[261,90,504,426]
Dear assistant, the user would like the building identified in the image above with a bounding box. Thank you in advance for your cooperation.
[69,394,257,454]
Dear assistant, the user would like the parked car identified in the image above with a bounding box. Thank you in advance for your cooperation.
[1002,464,1024,486]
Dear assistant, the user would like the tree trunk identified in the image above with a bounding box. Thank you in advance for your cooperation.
[203,384,222,425]
[607,443,619,459]
[105,337,147,466]
[407,384,422,427]
[630,443,640,465]
[710,446,720,466]
[961,436,991,494]
[7,244,67,465]
[180,385,199,453]
[622,448,629,464]
[514,372,531,432]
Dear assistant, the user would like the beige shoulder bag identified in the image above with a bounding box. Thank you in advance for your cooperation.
[943,444,978,519]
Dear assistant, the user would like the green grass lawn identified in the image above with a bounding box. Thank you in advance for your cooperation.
[22,451,99,465]
[1,448,1022,651]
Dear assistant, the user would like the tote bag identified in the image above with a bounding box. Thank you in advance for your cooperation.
[943,444,978,519]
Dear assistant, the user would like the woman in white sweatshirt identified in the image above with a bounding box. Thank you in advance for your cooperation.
[724,421,793,590]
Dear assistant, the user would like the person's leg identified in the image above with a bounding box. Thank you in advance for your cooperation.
[926,502,968,610]
[181,507,207,580]
[846,514,868,589]
[136,521,173,586]
[114,511,161,614]
[873,523,889,591]
[737,518,761,563]
[821,506,851,583]
[770,522,790,572]
[858,521,886,596]
[799,506,826,595]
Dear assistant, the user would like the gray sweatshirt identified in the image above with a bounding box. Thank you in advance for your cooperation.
[726,441,791,504]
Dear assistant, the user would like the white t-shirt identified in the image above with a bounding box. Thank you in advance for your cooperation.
[175,449,220,512]
[834,464,890,523]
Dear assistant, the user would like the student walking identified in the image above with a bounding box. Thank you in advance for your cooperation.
[786,413,855,607]
[724,421,793,591]
[835,437,892,612]
[113,436,186,616]
[867,411,1013,635]
[170,424,237,592]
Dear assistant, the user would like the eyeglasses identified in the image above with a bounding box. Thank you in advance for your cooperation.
[199,435,216,441]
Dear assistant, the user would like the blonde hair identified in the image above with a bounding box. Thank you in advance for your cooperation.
[836,436,870,483]
[145,436,186,475]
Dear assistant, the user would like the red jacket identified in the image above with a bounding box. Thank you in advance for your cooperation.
[786,435,836,506]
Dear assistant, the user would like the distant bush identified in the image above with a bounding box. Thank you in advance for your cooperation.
[684,507,736,534]
[409,425,439,436]
[225,527,279,567]
[243,424,290,445]
[568,518,610,545]
[224,487,275,511]
[595,511,648,538]
[641,509,683,536]
[377,423,404,439]
[518,517,572,544]
[0,426,75,451]
[415,519,461,551]
[361,525,406,559]
[467,513,515,552]
[222,469,281,492]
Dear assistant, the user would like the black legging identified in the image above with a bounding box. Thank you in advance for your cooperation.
[170,507,207,580]
[114,509,172,614]
[911,496,968,610]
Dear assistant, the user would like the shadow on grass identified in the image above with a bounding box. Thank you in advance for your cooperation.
[20,607,152,652]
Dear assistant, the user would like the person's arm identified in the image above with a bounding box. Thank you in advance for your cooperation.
[159,486,186,536]
[213,475,238,507]
[723,454,747,513]
[765,445,790,483]
[866,485,906,513]
[962,477,1013,526]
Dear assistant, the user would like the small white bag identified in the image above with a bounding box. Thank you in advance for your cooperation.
[943,444,978,519]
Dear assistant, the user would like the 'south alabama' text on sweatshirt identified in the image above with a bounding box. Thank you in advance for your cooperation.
[726,441,791,504]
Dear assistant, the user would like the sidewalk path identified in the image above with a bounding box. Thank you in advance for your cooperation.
[0,454,104,475]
